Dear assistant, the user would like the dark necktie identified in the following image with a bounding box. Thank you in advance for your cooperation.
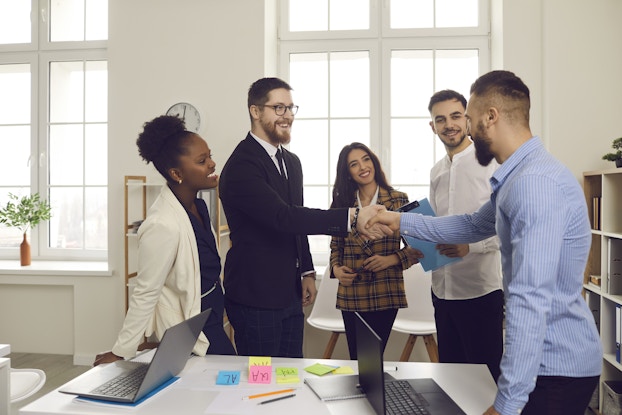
[276,148,287,180]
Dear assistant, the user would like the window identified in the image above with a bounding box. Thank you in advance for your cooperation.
[0,0,108,259]
[279,0,489,264]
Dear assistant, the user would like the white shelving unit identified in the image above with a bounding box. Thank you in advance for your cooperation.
[583,168,622,411]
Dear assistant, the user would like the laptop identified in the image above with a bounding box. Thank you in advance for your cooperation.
[59,309,211,403]
[355,312,465,415]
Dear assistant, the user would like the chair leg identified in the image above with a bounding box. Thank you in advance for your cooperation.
[323,332,340,359]
[399,334,418,362]
[423,334,439,363]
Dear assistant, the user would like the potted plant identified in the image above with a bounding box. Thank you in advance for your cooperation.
[602,137,622,168]
[0,192,52,266]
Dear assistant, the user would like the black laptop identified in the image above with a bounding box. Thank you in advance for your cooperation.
[59,309,211,403]
[355,312,465,415]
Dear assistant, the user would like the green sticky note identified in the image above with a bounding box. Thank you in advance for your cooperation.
[333,366,355,374]
[275,367,299,384]
[304,363,338,376]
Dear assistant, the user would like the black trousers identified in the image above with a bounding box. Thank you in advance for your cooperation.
[432,289,504,382]
[201,283,237,355]
[522,375,599,415]
[341,309,398,360]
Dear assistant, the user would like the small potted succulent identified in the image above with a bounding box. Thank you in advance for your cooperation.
[0,193,52,266]
[602,137,622,168]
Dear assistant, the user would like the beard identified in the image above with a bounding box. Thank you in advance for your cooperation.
[440,130,466,149]
[471,122,495,166]
[260,117,291,146]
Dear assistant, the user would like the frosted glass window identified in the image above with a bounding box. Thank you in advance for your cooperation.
[391,0,478,29]
[289,0,369,31]
[0,3,31,44]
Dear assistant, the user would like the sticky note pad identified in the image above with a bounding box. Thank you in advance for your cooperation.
[304,363,338,376]
[249,356,272,367]
[333,366,355,375]
[275,367,299,384]
[216,371,241,385]
[249,365,271,383]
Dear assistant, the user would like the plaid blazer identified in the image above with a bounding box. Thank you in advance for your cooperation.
[330,188,414,312]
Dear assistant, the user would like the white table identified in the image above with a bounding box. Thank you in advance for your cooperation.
[1,344,11,415]
[19,355,497,415]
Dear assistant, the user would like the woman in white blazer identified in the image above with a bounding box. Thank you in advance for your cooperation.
[94,115,235,365]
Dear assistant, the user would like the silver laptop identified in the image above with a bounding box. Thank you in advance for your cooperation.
[59,309,211,403]
[355,312,465,415]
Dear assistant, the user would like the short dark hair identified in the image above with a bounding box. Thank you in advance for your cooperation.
[470,70,530,123]
[428,90,467,113]
[136,115,194,183]
[247,77,293,109]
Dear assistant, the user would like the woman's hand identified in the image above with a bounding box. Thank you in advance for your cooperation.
[362,254,399,272]
[333,265,357,286]
[93,351,122,366]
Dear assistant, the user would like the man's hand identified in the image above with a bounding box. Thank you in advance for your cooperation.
[333,265,357,287]
[359,208,401,240]
[404,247,424,264]
[302,275,317,307]
[483,405,500,415]
[436,243,469,258]
[93,351,122,366]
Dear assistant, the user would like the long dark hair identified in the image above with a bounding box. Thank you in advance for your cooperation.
[330,142,392,208]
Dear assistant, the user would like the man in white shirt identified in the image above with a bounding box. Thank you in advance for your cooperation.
[427,89,503,381]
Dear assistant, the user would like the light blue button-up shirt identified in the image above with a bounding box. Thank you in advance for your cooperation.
[401,137,602,414]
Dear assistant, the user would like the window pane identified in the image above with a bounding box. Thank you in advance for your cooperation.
[330,51,369,118]
[0,126,30,186]
[437,0,478,28]
[329,119,370,183]
[0,64,30,124]
[289,0,328,31]
[85,124,107,185]
[0,3,31,44]
[289,120,329,185]
[49,187,83,249]
[390,119,434,185]
[85,61,108,122]
[435,49,479,97]
[391,50,433,117]
[50,0,85,42]
[49,125,84,185]
[85,186,106,249]
[290,53,328,119]
[391,0,433,29]
[50,61,85,123]
[85,0,108,40]
[330,0,369,31]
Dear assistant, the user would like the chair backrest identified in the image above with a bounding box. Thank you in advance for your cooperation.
[307,267,343,325]
[395,266,435,323]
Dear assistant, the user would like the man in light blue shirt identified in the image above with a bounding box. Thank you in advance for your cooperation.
[359,70,601,415]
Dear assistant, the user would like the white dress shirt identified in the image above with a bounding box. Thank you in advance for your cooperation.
[429,142,502,300]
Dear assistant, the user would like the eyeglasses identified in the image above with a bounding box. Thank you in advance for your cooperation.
[260,104,299,116]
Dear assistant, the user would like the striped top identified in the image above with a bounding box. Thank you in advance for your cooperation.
[331,188,415,312]
[401,137,602,414]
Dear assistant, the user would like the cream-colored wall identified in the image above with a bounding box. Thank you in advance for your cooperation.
[2,0,621,364]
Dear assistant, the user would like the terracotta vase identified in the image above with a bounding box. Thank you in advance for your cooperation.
[20,232,31,266]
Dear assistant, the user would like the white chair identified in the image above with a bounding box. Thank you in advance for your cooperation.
[10,368,46,403]
[306,267,345,358]
[392,266,439,362]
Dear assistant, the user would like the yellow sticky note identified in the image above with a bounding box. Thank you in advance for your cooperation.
[249,356,272,367]
[333,366,355,374]
[304,363,338,376]
[275,367,299,384]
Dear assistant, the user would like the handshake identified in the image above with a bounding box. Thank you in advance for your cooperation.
[352,205,402,239]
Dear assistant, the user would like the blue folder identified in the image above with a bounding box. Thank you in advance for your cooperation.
[398,198,461,272]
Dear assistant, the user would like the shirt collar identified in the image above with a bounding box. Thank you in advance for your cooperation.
[490,136,541,192]
[250,131,281,157]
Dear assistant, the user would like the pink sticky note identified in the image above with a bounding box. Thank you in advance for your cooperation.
[249,365,272,384]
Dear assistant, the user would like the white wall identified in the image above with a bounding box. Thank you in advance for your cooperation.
[2,0,621,364]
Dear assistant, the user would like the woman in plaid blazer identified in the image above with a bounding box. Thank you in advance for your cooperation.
[329,142,418,359]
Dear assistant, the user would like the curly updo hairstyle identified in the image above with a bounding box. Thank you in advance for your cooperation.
[136,115,194,183]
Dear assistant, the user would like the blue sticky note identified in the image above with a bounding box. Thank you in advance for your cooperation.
[216,370,241,385]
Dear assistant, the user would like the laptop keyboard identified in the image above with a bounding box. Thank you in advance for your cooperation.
[385,380,430,415]
[91,363,149,398]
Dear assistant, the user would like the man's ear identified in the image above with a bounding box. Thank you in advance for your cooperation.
[429,120,437,134]
[249,105,261,121]
[487,107,500,126]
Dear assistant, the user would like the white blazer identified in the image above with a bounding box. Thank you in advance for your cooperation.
[112,185,209,358]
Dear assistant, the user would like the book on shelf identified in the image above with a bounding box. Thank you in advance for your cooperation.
[610,239,622,295]
[617,304,621,363]
[592,196,601,230]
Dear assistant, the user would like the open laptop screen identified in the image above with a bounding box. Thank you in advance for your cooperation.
[354,311,386,415]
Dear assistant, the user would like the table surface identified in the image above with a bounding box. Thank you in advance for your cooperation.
[19,355,497,415]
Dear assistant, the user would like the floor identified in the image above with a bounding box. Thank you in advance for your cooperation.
[8,353,90,415]
[6,352,602,415]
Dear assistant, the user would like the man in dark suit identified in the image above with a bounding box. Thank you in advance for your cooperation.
[219,77,385,358]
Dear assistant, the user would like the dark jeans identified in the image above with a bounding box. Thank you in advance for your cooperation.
[341,309,398,360]
[522,375,599,415]
[224,296,304,358]
[432,289,504,382]
[201,283,236,355]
